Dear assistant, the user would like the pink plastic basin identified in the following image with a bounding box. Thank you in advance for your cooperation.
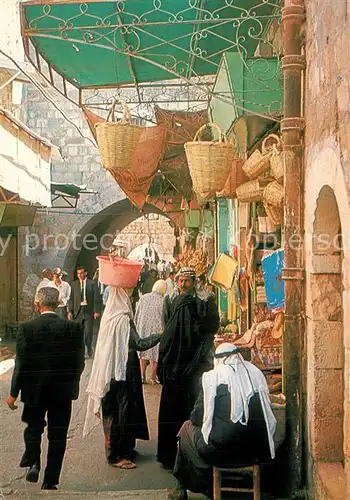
[96,255,143,288]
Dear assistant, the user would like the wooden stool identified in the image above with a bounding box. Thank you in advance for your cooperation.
[213,464,260,500]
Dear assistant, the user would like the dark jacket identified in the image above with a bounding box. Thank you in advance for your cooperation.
[68,279,101,319]
[10,313,85,405]
[190,385,271,467]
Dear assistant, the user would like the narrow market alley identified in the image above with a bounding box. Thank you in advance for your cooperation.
[0,361,182,499]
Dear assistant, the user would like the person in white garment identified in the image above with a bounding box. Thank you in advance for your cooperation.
[34,269,54,309]
[53,268,71,320]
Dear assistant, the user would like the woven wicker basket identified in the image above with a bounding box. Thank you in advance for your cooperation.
[264,202,283,226]
[258,216,279,234]
[185,123,236,199]
[95,101,142,172]
[236,179,264,203]
[263,181,284,207]
[269,134,284,183]
[216,158,247,198]
[242,135,275,179]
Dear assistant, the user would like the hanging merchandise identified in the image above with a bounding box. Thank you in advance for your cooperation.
[261,250,285,311]
[257,204,279,234]
[264,202,283,226]
[216,158,247,198]
[263,180,284,208]
[269,135,285,184]
[236,179,265,203]
[242,135,274,180]
[184,123,236,200]
[95,101,142,172]
[209,253,238,292]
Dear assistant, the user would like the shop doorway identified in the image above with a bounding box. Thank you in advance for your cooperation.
[309,185,345,465]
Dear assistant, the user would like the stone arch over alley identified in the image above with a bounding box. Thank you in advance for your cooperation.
[63,199,174,279]
[305,146,350,492]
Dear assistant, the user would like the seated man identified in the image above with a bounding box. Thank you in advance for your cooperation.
[167,343,277,500]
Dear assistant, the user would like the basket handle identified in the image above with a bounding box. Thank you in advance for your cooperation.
[106,100,132,124]
[262,133,282,154]
[193,122,227,143]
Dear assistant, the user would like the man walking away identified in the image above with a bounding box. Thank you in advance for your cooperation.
[6,287,84,490]
[53,267,71,319]
[68,267,101,357]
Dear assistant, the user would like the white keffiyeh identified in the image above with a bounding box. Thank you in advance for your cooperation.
[201,343,277,459]
[83,287,133,438]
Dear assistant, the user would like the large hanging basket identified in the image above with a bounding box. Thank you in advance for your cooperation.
[263,181,284,207]
[95,101,142,172]
[236,179,264,203]
[216,158,247,198]
[185,123,235,199]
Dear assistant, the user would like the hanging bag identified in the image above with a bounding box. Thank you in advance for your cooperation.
[95,100,142,172]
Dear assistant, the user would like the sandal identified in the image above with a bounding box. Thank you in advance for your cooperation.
[111,459,137,470]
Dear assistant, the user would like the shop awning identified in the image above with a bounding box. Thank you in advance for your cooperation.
[0,203,37,227]
[20,0,281,89]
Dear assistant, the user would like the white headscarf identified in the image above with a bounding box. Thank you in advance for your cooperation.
[201,343,277,459]
[152,279,167,296]
[83,287,133,438]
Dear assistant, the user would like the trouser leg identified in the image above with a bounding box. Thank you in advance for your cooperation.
[43,400,72,486]
[22,404,46,467]
[83,316,93,356]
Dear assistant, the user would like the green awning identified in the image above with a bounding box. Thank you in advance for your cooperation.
[210,51,283,150]
[0,203,37,227]
[21,0,281,88]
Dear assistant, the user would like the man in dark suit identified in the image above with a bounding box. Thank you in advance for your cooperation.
[68,266,101,357]
[6,287,84,490]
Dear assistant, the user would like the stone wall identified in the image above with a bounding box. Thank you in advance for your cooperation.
[117,215,176,262]
[19,84,125,319]
[304,1,350,497]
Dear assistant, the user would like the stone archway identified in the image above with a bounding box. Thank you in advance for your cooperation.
[63,199,172,279]
[305,146,350,496]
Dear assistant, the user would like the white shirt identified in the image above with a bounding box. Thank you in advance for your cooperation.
[34,278,57,303]
[55,280,71,307]
[80,279,87,306]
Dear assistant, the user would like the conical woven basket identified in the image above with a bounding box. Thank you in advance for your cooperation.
[185,123,236,199]
[96,101,142,172]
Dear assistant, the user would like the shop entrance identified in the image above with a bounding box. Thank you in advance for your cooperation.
[309,185,345,465]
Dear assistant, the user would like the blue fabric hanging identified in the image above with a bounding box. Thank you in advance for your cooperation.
[262,249,285,311]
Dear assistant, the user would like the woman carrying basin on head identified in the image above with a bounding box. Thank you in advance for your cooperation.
[83,257,161,470]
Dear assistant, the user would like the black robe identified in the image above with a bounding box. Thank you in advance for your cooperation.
[173,385,272,496]
[101,320,161,463]
[157,293,219,467]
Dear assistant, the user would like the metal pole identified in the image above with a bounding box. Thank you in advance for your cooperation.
[281,0,306,495]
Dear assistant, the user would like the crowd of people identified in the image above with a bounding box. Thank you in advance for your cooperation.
[6,259,277,499]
